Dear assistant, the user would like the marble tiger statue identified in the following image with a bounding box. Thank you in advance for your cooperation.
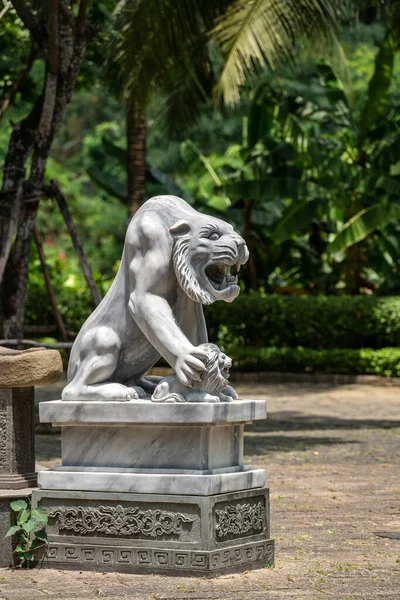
[62,195,248,402]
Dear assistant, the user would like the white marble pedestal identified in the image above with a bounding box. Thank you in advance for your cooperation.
[33,399,274,575]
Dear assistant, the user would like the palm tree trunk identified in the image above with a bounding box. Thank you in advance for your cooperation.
[126,99,146,218]
[243,199,257,290]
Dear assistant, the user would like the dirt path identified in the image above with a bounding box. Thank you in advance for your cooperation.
[1,382,399,599]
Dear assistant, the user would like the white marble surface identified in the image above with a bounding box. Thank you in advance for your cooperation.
[61,424,243,471]
[38,467,266,496]
[40,399,267,425]
[62,195,249,402]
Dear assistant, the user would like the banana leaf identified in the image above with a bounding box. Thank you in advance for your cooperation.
[271,198,321,242]
[87,168,127,203]
[328,203,400,253]
[358,30,395,149]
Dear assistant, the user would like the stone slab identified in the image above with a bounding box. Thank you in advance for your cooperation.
[38,467,266,495]
[61,424,244,471]
[0,487,34,498]
[32,487,273,575]
[39,399,267,425]
[0,347,62,388]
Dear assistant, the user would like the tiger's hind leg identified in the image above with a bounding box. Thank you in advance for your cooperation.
[62,326,144,401]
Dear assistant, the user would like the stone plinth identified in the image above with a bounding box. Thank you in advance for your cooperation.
[0,346,62,568]
[33,488,274,575]
[34,398,274,575]
[0,346,63,490]
[38,400,266,495]
[39,399,267,424]
[0,387,36,489]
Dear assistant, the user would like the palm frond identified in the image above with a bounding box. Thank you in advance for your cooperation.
[210,0,347,105]
[110,0,231,109]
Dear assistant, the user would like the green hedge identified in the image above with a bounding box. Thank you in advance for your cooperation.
[229,346,400,377]
[206,294,400,350]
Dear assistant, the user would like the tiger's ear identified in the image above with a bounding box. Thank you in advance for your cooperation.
[169,220,191,238]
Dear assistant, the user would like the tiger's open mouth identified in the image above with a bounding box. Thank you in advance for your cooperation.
[205,262,239,291]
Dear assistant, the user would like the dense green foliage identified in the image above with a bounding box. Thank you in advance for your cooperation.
[230,346,400,377]
[90,20,400,295]
[3,4,400,376]
[206,294,400,350]
[207,292,400,376]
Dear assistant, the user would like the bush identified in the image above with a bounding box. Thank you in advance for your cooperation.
[206,294,400,350]
[229,346,400,377]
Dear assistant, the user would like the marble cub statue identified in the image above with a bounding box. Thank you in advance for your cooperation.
[62,195,248,402]
[151,343,238,403]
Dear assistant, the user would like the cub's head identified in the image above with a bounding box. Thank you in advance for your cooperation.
[170,215,248,305]
[195,343,232,395]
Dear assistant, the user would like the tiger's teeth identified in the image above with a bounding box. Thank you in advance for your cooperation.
[237,264,241,273]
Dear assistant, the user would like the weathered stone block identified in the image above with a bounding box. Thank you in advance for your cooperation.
[32,488,274,575]
[0,497,14,567]
[0,387,36,489]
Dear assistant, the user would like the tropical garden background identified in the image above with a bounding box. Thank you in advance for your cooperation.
[1,0,400,376]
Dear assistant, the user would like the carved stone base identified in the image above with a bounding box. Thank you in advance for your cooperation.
[32,488,274,576]
[0,473,37,489]
[39,539,275,575]
[0,387,36,490]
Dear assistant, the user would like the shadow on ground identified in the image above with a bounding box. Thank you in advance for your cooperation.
[245,433,360,456]
[248,412,400,431]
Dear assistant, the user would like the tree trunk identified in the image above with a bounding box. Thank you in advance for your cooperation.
[0,96,43,283]
[0,0,96,339]
[33,225,68,343]
[0,45,36,122]
[51,180,102,306]
[0,98,43,338]
[126,98,146,218]
[243,199,257,290]
[3,202,39,340]
[343,244,371,295]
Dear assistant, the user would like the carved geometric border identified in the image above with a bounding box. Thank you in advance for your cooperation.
[45,540,274,572]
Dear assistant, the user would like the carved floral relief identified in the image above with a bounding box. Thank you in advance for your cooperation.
[215,501,265,538]
[49,504,195,538]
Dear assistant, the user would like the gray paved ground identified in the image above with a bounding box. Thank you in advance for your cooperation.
[1,381,399,599]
